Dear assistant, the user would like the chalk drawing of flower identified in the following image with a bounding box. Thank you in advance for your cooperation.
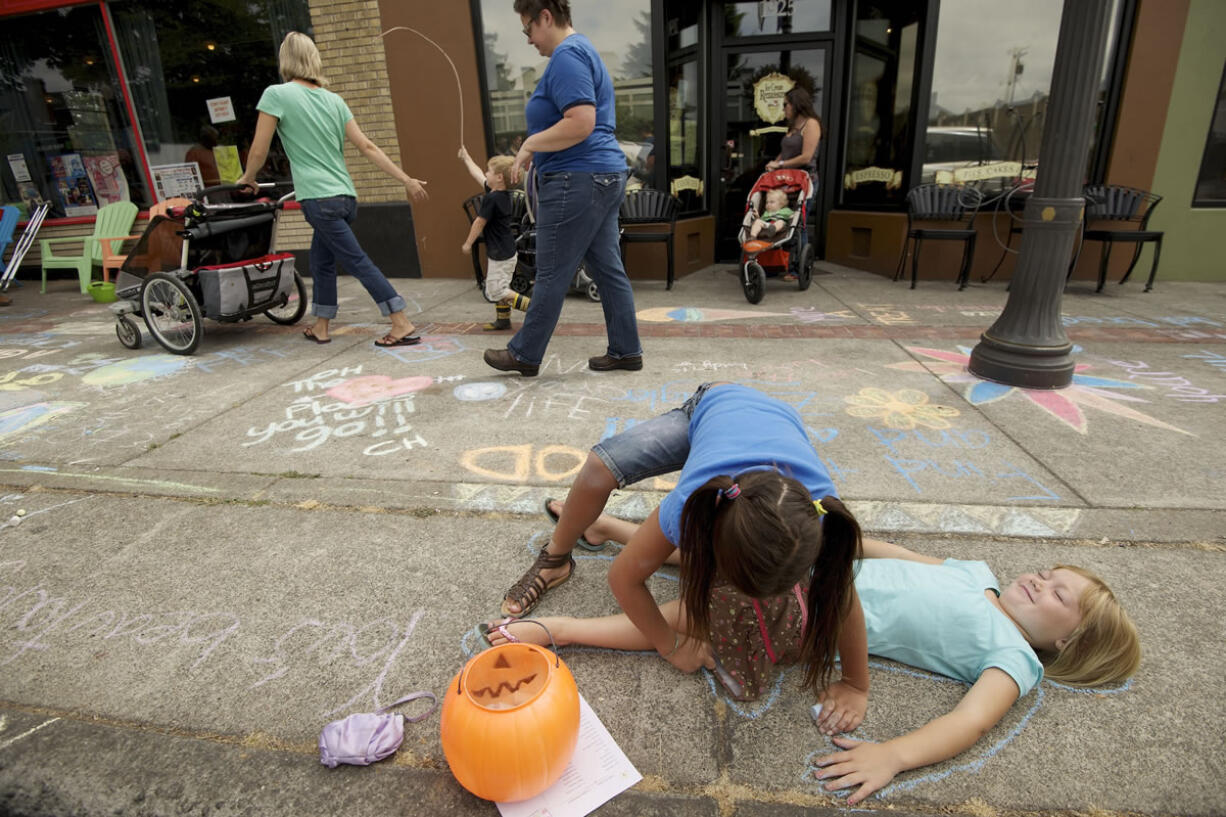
[888,345,1191,435]
[844,387,960,430]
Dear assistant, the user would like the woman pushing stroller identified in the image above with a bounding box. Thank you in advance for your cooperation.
[238,32,427,347]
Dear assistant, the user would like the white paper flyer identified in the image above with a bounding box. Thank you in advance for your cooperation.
[496,694,641,817]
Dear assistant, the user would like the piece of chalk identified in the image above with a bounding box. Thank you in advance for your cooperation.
[15,509,26,517]
[810,703,823,723]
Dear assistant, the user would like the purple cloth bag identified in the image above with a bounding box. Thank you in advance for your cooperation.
[319,691,437,768]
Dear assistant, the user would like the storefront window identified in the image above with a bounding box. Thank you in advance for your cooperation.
[477,0,655,184]
[0,1,309,220]
[720,48,826,256]
[1193,62,1226,207]
[668,61,702,211]
[724,0,832,37]
[840,1,920,207]
[0,5,152,217]
[112,0,309,195]
[922,0,1123,191]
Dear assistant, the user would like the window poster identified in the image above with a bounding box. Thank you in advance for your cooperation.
[213,145,243,183]
[82,153,130,205]
[151,162,205,200]
[48,153,99,216]
[17,183,46,219]
[7,153,31,183]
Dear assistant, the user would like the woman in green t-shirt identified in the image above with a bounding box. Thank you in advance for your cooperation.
[238,32,428,347]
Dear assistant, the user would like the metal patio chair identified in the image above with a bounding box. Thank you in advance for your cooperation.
[619,189,681,290]
[1071,184,1163,292]
[894,184,984,290]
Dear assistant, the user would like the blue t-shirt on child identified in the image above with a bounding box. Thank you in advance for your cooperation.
[657,384,836,547]
[525,34,625,175]
[855,558,1044,696]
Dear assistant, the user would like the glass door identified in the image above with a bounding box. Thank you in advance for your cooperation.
[716,46,830,259]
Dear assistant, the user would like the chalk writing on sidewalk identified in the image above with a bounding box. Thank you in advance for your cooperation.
[0,560,427,716]
[1182,349,1226,372]
[1103,358,1226,403]
[460,444,586,483]
[246,366,432,456]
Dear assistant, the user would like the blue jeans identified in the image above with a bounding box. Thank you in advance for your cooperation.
[507,171,642,366]
[591,382,716,487]
[300,196,406,319]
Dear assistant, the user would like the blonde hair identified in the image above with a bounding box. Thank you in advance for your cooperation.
[279,32,327,87]
[488,156,515,189]
[1042,564,1140,687]
[766,189,789,209]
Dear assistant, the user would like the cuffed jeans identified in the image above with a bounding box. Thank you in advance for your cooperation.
[300,196,406,319]
[507,171,642,366]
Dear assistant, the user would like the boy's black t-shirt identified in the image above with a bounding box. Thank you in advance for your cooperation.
[478,185,515,261]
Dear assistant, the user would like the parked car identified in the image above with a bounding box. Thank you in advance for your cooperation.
[921,127,1003,183]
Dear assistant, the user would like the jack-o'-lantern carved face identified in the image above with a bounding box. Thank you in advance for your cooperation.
[463,646,550,710]
[441,641,581,802]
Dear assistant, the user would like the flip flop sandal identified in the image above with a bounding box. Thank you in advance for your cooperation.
[374,333,421,347]
[500,546,575,618]
[542,497,609,552]
[303,328,331,344]
[478,617,521,648]
[543,497,610,552]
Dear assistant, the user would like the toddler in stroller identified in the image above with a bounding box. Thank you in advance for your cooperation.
[737,169,814,304]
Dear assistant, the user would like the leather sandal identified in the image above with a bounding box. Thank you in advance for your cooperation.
[501,546,575,617]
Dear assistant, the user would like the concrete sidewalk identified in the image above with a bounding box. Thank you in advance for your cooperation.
[0,263,1223,816]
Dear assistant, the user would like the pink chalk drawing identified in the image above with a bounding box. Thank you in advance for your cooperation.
[889,345,1191,436]
[326,375,433,407]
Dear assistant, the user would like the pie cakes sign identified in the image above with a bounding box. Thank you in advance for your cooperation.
[441,635,580,802]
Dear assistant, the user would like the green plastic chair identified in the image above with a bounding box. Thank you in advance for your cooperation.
[39,201,138,294]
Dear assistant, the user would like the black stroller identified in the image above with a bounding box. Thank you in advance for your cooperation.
[111,183,306,355]
[462,188,597,303]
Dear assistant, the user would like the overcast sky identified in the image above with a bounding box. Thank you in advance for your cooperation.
[480,0,651,84]
[930,0,1063,113]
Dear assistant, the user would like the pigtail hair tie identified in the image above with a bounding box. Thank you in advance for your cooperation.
[720,483,742,500]
[813,499,827,516]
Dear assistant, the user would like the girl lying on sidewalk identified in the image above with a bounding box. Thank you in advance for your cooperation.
[485,522,1139,804]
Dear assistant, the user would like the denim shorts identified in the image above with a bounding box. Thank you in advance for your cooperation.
[591,382,718,487]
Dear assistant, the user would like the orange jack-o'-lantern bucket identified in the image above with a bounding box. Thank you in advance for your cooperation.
[440,623,580,802]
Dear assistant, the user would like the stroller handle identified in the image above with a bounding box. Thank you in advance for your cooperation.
[196,182,293,206]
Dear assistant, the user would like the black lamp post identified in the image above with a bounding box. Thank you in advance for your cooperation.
[968,0,1114,388]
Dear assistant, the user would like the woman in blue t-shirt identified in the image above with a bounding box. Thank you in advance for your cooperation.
[483,0,643,377]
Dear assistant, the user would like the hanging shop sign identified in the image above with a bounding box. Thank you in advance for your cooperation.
[753,72,795,124]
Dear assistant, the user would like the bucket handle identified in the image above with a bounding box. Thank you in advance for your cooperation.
[457,620,559,695]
